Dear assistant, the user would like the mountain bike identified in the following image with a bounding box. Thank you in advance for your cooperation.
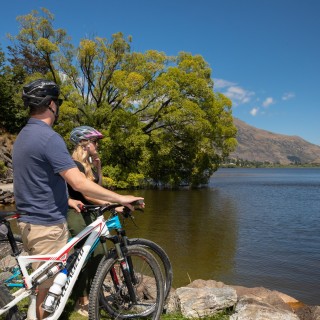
[0,203,165,320]
[79,203,173,313]
[0,206,173,301]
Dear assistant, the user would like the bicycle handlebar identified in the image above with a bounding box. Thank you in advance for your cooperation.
[78,200,144,218]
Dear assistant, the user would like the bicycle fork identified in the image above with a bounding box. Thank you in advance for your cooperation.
[119,231,138,286]
[110,238,138,304]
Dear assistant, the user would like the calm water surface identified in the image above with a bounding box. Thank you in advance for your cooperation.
[126,168,320,305]
[4,168,320,305]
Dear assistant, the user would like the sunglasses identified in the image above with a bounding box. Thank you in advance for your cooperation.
[53,99,63,107]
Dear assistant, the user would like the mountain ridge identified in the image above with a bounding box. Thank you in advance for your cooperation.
[230,118,320,165]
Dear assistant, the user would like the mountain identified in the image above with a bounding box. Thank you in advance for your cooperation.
[229,118,320,165]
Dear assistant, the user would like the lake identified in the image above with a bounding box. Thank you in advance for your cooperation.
[124,168,320,305]
[3,168,320,305]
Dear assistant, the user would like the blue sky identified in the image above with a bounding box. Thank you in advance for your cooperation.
[1,0,320,145]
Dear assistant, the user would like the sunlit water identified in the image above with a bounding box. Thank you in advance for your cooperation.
[3,168,320,305]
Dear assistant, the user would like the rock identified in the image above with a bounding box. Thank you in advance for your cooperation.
[0,134,14,181]
[293,305,314,320]
[310,306,320,320]
[231,285,294,312]
[176,285,237,318]
[0,189,14,205]
[165,280,320,320]
[229,285,312,319]
[164,288,180,314]
[187,279,227,289]
[230,297,300,320]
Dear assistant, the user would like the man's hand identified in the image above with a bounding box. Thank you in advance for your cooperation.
[119,196,145,211]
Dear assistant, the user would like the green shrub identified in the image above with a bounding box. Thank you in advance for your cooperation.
[0,161,8,178]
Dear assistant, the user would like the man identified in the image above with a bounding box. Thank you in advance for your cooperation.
[12,79,143,319]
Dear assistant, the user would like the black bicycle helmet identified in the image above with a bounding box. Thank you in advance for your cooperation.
[22,79,60,108]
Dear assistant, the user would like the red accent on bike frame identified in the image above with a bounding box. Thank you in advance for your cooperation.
[110,266,120,286]
[6,214,20,220]
[120,261,128,270]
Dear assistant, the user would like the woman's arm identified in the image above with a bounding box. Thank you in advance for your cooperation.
[60,167,143,209]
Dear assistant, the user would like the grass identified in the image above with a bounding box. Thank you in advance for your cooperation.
[64,310,232,320]
[161,310,231,319]
[63,304,232,320]
[12,292,232,320]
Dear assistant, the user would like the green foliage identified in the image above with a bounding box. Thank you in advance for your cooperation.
[0,161,7,177]
[127,173,145,188]
[102,176,117,189]
[0,47,28,133]
[1,7,238,188]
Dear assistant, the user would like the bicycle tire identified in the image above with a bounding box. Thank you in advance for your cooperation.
[0,236,24,287]
[127,238,173,301]
[0,284,25,320]
[89,245,164,319]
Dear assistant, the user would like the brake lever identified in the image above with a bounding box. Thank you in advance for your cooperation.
[122,207,132,218]
[122,203,144,217]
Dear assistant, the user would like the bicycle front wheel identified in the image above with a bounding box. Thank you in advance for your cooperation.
[127,238,173,302]
[89,245,164,319]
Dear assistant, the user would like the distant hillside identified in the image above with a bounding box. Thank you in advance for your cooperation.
[229,118,320,165]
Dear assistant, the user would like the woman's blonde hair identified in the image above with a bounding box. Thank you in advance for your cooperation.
[72,142,95,181]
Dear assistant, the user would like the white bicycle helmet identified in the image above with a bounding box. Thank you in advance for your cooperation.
[70,126,104,145]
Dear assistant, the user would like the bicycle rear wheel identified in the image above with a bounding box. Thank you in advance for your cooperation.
[127,238,172,301]
[89,245,164,319]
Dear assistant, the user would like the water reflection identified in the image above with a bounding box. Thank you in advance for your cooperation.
[124,189,238,288]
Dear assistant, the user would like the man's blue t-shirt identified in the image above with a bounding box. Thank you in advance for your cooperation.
[13,118,76,225]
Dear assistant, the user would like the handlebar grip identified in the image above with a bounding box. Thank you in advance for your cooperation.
[130,199,144,206]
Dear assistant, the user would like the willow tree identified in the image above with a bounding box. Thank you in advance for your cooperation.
[8,8,237,188]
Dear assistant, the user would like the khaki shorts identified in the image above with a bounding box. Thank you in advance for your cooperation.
[18,221,69,288]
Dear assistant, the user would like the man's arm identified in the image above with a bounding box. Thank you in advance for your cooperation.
[60,167,143,208]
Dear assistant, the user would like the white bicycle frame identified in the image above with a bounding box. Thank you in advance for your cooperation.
[0,213,113,319]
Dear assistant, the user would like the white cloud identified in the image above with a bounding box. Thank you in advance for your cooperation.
[213,78,285,118]
[214,79,236,89]
[282,92,295,100]
[250,107,259,116]
[262,97,274,107]
[225,86,255,105]
[214,78,254,106]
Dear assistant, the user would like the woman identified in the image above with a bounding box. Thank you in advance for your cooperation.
[67,125,106,316]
